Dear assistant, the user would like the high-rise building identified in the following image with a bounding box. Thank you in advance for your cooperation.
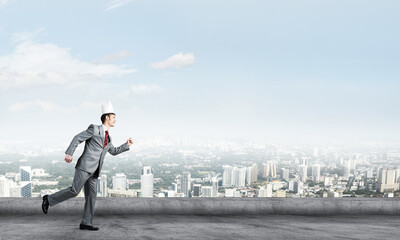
[1,176,20,197]
[344,161,351,177]
[20,166,32,198]
[0,176,10,197]
[97,174,108,197]
[313,147,319,158]
[312,165,320,183]
[287,180,295,191]
[378,168,399,193]
[112,173,127,190]
[233,167,246,187]
[141,166,154,198]
[180,172,191,197]
[246,167,252,185]
[193,184,201,197]
[263,163,268,178]
[263,162,277,178]
[395,169,400,183]
[246,164,258,185]
[222,165,234,186]
[20,184,31,198]
[223,165,246,187]
[350,160,357,174]
[212,177,218,197]
[300,158,308,166]
[294,181,303,195]
[251,164,258,183]
[299,165,307,182]
[282,168,289,180]
[313,147,326,158]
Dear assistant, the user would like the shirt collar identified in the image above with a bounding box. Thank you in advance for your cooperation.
[101,124,109,134]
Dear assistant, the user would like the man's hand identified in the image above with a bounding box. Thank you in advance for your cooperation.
[127,138,134,146]
[65,154,73,163]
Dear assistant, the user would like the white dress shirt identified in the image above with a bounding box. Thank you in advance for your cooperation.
[101,125,110,141]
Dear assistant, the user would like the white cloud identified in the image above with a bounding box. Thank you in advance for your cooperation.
[150,52,195,69]
[8,100,61,113]
[104,0,133,11]
[0,38,136,90]
[131,84,162,95]
[94,50,130,64]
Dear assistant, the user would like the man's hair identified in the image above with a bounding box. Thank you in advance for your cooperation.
[101,113,115,124]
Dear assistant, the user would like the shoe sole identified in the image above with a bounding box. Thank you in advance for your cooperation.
[42,196,48,214]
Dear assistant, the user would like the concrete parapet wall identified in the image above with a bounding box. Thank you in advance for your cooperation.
[1,198,400,216]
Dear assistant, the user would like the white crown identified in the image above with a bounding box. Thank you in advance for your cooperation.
[101,101,114,115]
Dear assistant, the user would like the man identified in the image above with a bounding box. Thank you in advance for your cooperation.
[41,102,133,231]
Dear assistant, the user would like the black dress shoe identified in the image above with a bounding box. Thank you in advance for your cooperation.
[79,223,99,231]
[42,195,49,214]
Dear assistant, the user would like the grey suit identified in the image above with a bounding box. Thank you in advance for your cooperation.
[48,124,130,226]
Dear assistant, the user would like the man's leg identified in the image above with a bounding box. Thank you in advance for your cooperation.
[81,175,98,226]
[47,169,91,206]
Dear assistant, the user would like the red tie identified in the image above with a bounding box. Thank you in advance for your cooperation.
[104,130,109,148]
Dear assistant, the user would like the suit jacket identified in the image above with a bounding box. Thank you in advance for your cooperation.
[65,124,130,176]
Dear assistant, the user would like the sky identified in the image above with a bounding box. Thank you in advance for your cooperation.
[0,0,399,147]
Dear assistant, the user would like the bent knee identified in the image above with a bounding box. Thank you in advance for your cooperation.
[69,188,80,196]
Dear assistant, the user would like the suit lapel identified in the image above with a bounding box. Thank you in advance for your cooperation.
[100,125,105,147]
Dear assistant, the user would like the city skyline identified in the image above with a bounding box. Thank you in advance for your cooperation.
[2,142,400,199]
[1,1,399,146]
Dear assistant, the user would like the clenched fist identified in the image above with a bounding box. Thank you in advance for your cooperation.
[65,154,73,163]
[127,138,134,146]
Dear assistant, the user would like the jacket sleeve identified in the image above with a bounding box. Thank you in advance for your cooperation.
[65,124,95,156]
[108,142,130,156]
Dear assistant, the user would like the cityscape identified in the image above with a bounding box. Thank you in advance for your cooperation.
[1,137,400,199]
[0,1,399,239]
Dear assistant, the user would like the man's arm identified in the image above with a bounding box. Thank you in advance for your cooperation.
[108,142,130,156]
[108,138,133,156]
[65,124,95,157]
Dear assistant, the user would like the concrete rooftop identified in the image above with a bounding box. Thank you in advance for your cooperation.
[2,198,400,239]
[2,214,400,240]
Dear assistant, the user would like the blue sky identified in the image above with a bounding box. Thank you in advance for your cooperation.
[0,0,399,146]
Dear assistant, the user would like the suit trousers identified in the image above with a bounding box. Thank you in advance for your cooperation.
[47,168,98,226]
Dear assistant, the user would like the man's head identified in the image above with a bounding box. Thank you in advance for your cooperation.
[101,113,116,128]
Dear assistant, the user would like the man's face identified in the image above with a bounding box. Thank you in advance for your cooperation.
[106,114,116,127]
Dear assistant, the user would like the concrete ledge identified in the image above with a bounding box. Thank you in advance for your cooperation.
[1,198,400,216]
